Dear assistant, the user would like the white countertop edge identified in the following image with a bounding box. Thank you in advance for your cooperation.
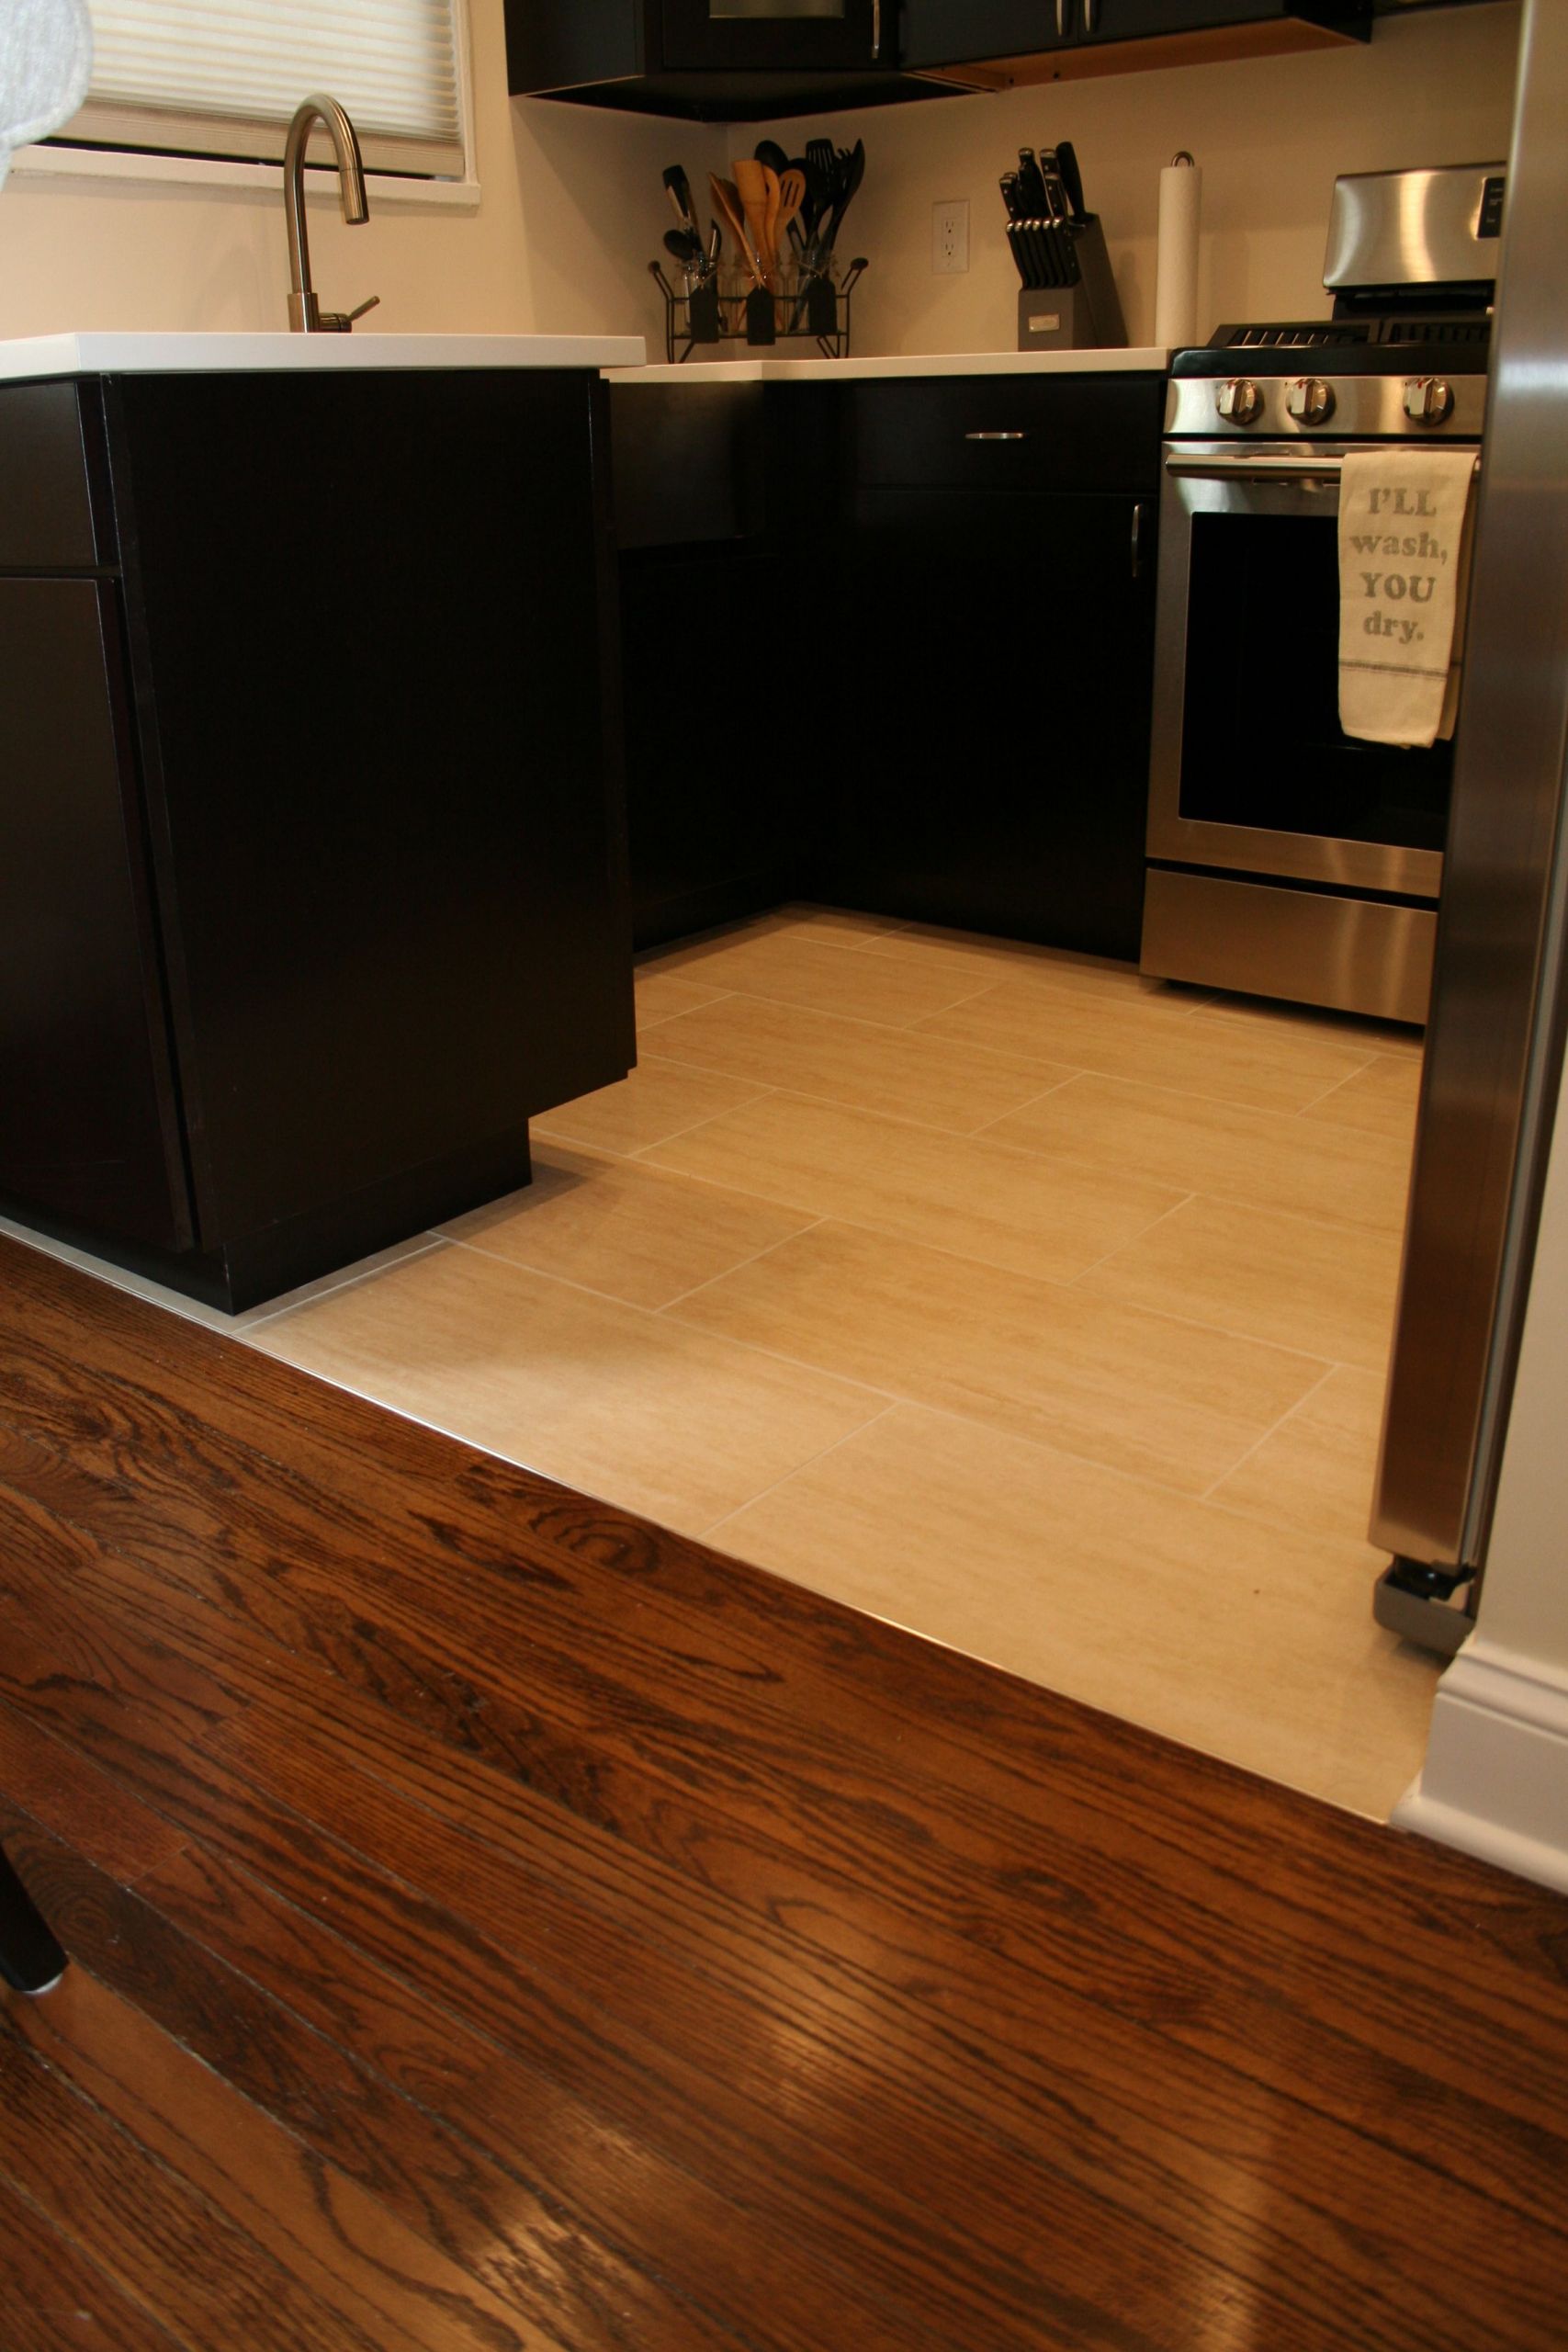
[0,332,648,379]
[605,346,1170,385]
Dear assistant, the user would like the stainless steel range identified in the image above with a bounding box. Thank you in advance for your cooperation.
[1141,163,1504,1024]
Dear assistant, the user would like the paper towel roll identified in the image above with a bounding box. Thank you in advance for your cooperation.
[1155,153,1201,352]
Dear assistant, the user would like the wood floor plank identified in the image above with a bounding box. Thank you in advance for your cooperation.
[0,1697,188,1888]
[0,2012,395,2352]
[1,1233,1566,2352]
[4,1813,969,2352]
[0,2168,186,2352]
[1,1928,547,2352]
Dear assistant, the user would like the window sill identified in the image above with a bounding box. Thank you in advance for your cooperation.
[10,141,480,210]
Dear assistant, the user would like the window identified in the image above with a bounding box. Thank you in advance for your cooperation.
[54,0,467,181]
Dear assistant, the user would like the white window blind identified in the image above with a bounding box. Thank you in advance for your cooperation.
[61,0,465,179]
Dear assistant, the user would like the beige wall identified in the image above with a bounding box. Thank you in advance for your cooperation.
[0,0,702,345]
[0,5,1519,358]
[751,0,1521,355]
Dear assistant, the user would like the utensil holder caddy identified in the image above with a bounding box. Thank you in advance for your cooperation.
[650,260,866,364]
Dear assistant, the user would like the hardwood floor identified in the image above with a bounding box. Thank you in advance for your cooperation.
[1,1232,1566,2350]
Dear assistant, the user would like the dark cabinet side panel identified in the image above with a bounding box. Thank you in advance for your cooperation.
[108,371,632,1246]
[0,579,192,1250]
[832,483,1156,957]
[0,382,107,570]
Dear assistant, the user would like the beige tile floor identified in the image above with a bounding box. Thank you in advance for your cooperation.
[11,906,1438,1821]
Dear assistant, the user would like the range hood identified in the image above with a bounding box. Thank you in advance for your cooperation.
[503,0,955,122]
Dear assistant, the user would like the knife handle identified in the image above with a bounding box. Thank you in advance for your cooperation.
[1056,141,1087,222]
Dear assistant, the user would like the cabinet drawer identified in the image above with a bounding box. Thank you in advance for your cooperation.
[0,382,107,569]
[852,375,1165,494]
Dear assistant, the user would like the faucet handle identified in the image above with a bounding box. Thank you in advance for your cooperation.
[317,294,380,333]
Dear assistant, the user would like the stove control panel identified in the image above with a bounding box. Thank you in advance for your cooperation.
[1168,371,1487,441]
[1404,376,1456,425]
[1213,378,1263,426]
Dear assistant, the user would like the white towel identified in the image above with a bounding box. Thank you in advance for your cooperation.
[0,0,94,190]
[1337,447,1477,749]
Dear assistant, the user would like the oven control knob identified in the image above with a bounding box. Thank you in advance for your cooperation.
[1215,377,1264,427]
[1404,375,1455,425]
[1285,375,1336,426]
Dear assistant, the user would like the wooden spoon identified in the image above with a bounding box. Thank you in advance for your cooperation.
[709,172,762,287]
[732,157,774,288]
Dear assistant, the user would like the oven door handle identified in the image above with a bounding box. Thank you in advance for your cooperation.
[1165,450,1482,485]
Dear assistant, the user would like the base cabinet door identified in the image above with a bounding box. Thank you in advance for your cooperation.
[0,579,191,1250]
[833,483,1156,959]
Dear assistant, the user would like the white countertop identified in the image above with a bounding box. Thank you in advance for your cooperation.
[606,346,1169,384]
[0,332,647,379]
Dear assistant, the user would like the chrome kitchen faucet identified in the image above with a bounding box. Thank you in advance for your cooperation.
[283,95,379,334]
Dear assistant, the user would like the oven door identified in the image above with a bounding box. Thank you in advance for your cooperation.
[1146,441,1473,899]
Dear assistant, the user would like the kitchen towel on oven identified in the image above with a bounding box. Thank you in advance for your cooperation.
[1337,447,1476,748]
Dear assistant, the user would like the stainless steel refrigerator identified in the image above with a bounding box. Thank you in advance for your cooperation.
[1371,0,1568,1652]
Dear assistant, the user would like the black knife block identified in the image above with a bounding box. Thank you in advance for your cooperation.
[1016,215,1127,352]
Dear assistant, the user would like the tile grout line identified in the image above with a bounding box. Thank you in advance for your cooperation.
[656,1217,829,1316]
[1196,1362,1343,1505]
[538,1082,781,1163]
[629,1050,1091,1146]
[695,1399,906,1545]
[634,986,739,1031]
[1065,1191,1201,1286]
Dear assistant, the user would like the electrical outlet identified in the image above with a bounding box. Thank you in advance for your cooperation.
[932,198,969,276]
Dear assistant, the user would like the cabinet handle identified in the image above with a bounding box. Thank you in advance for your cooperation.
[1131,499,1146,578]
[872,0,882,59]
[1083,0,1098,28]
[1057,0,1069,36]
[965,430,1030,441]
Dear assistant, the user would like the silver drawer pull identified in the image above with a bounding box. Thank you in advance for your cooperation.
[965,430,1030,441]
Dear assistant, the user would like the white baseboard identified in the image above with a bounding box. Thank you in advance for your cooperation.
[1393,1635,1568,1895]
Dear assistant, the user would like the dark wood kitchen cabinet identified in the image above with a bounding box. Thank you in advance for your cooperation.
[827,372,1165,958]
[505,0,951,120]
[0,368,633,1311]
[612,369,1165,964]
[903,0,1369,84]
[610,379,841,947]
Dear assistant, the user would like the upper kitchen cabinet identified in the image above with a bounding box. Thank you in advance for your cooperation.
[504,0,953,119]
[903,0,1370,87]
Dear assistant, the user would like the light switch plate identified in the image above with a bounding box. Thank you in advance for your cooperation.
[932,199,969,276]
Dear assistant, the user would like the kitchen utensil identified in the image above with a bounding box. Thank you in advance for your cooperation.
[1041,160,1077,287]
[662,164,700,241]
[761,163,783,279]
[1055,139,1088,224]
[710,172,763,286]
[797,150,830,240]
[805,137,838,197]
[732,157,774,285]
[999,171,1023,225]
[664,228,706,282]
[753,138,791,177]
[830,139,865,247]
[775,166,807,249]
[1017,147,1047,217]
